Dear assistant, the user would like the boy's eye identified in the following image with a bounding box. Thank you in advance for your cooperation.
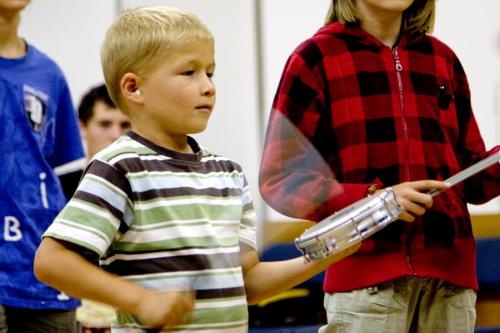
[182,70,194,76]
[98,120,112,129]
[121,121,131,130]
[207,72,214,78]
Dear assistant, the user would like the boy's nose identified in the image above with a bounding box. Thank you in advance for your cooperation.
[201,76,215,96]
[110,125,123,140]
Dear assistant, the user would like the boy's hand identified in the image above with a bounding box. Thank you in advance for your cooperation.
[378,180,450,222]
[134,289,195,330]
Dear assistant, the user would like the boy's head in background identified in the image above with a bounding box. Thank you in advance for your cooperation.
[78,84,130,160]
[100,6,216,151]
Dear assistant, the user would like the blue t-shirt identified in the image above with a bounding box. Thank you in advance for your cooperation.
[0,44,85,310]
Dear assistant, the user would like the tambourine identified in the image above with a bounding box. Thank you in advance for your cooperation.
[295,151,500,262]
[295,188,402,262]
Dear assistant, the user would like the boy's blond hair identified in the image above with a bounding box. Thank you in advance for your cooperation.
[101,6,214,111]
[325,0,435,35]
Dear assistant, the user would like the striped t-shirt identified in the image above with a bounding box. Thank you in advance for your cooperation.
[44,131,257,332]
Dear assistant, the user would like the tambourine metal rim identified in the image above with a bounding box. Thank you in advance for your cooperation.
[295,232,338,261]
[297,196,372,242]
[295,188,402,262]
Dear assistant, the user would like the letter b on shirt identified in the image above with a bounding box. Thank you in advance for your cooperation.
[4,216,23,241]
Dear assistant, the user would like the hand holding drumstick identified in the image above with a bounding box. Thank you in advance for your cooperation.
[375,151,500,222]
[374,180,450,222]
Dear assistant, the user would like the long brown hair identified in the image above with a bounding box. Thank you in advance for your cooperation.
[324,0,435,34]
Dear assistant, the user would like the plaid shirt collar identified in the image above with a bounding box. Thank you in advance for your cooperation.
[316,22,427,49]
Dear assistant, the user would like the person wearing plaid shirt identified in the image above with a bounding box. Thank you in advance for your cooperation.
[259,0,500,332]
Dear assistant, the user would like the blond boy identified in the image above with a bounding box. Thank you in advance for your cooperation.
[34,7,358,332]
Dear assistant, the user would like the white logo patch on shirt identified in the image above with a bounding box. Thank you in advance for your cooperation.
[23,84,48,132]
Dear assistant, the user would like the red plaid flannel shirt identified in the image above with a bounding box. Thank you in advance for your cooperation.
[259,23,500,292]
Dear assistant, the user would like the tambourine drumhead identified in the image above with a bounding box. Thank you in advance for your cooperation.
[298,194,375,241]
[295,188,401,261]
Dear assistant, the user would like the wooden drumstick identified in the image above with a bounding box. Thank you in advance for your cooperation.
[428,150,500,197]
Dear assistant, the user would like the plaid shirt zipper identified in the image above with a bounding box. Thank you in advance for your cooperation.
[391,46,417,275]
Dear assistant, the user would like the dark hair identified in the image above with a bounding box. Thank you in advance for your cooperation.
[78,84,116,124]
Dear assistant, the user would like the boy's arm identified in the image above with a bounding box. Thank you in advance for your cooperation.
[34,237,194,329]
[240,242,359,305]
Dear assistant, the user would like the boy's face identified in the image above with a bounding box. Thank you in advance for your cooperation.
[80,100,130,159]
[138,38,216,139]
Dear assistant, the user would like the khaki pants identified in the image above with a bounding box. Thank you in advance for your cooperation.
[319,277,476,333]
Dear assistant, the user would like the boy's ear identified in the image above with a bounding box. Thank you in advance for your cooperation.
[121,73,143,104]
[78,120,87,139]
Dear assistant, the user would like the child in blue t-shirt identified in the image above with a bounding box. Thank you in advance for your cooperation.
[0,1,85,332]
